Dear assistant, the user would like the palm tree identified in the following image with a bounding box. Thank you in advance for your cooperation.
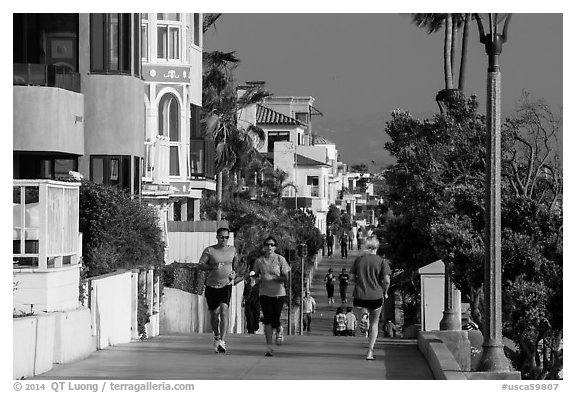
[411,13,472,110]
[202,50,269,219]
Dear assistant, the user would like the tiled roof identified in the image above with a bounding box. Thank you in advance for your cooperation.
[311,134,335,145]
[257,105,304,126]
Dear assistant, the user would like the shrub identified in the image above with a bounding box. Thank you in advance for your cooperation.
[79,181,166,277]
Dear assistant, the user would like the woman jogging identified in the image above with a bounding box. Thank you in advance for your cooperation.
[350,236,391,360]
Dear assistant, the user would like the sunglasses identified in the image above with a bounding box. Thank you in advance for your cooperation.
[265,243,276,247]
[218,236,230,239]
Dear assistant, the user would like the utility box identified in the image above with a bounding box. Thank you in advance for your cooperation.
[418,260,445,331]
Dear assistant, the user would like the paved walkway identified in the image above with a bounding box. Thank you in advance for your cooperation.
[32,248,433,380]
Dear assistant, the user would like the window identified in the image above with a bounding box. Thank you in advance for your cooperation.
[307,176,320,197]
[90,155,131,192]
[170,146,180,176]
[190,104,215,179]
[307,176,319,186]
[159,94,180,139]
[295,112,308,125]
[159,93,181,176]
[134,156,141,197]
[267,132,290,152]
[157,13,180,21]
[90,13,135,74]
[157,14,181,61]
[193,13,200,46]
[13,154,78,180]
[133,14,140,74]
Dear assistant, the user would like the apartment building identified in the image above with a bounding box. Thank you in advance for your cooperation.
[140,13,215,228]
[13,13,215,263]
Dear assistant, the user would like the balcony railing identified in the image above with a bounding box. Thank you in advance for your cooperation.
[144,136,170,184]
[144,136,216,185]
[13,63,81,93]
[13,180,82,270]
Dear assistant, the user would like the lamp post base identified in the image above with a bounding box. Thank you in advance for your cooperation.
[477,344,512,372]
[439,309,461,331]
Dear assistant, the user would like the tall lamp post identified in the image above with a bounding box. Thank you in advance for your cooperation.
[475,13,512,372]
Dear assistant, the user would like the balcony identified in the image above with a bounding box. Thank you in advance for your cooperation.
[13,180,82,313]
[13,180,81,270]
[143,136,216,196]
[13,63,80,93]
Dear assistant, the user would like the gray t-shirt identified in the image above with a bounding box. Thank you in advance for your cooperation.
[253,253,290,297]
[350,254,391,300]
[198,245,238,288]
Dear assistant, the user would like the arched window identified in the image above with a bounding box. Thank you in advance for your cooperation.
[158,93,180,176]
[158,93,180,141]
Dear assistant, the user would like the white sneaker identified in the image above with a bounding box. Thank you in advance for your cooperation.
[217,340,226,353]
[213,337,220,353]
[275,327,284,345]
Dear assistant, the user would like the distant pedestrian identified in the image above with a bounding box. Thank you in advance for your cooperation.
[198,227,240,354]
[338,267,349,303]
[253,236,291,357]
[356,230,363,250]
[320,234,326,256]
[348,228,354,249]
[242,271,260,334]
[302,290,316,332]
[324,268,336,304]
[333,307,347,336]
[340,233,349,258]
[350,236,391,360]
[326,232,334,257]
[385,319,398,338]
[345,306,357,336]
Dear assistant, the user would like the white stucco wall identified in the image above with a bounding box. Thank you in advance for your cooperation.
[89,271,132,349]
[13,265,81,313]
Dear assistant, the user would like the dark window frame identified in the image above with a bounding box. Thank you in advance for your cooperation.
[90,13,135,75]
[90,154,132,192]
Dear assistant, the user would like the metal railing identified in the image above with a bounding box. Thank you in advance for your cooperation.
[13,63,81,93]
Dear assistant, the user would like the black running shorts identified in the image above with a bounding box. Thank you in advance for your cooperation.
[353,297,383,310]
[205,285,232,310]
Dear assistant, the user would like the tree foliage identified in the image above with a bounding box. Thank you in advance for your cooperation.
[382,93,562,378]
[79,181,165,277]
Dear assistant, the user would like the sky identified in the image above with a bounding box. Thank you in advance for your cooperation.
[204,12,563,169]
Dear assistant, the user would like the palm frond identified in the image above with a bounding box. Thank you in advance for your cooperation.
[202,13,222,33]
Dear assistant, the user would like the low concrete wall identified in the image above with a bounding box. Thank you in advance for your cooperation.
[418,331,467,380]
[14,268,159,379]
[53,308,96,364]
[13,264,81,313]
[89,270,132,349]
[13,314,56,379]
[418,331,522,380]
[13,308,95,379]
[160,282,245,334]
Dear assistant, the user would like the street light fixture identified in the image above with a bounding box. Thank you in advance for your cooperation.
[474,12,512,373]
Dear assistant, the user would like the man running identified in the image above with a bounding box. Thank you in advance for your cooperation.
[198,227,239,354]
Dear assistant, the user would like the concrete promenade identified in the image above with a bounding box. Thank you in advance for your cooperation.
[32,248,433,380]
